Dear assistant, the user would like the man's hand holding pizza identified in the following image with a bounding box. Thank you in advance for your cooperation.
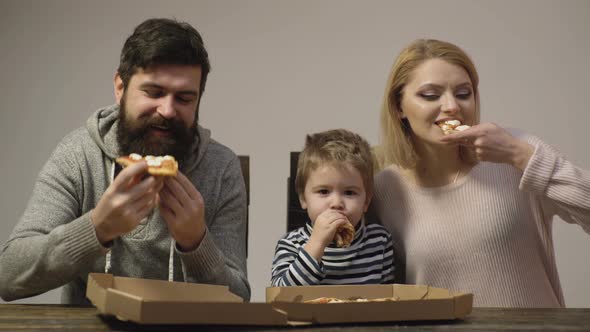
[158,172,206,252]
[91,161,164,245]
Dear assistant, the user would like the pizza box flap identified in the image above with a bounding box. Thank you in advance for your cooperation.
[86,273,290,325]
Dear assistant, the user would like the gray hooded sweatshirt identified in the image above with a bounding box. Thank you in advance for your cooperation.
[0,105,250,303]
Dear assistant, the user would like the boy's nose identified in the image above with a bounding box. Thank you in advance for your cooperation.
[330,196,344,210]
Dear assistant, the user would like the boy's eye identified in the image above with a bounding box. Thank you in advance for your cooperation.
[317,189,330,195]
[344,190,357,196]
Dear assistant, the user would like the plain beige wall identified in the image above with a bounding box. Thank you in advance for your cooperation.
[1,0,589,306]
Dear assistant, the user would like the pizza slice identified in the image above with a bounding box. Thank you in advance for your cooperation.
[116,153,178,176]
[437,119,470,135]
[304,297,345,304]
[304,296,399,304]
[334,222,355,248]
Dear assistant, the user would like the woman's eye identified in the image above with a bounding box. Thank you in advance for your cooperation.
[419,93,439,101]
[456,90,472,100]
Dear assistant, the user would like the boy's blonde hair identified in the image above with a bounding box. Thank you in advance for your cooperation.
[295,129,374,199]
[377,39,480,170]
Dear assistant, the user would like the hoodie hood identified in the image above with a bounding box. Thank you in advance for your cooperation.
[85,104,211,174]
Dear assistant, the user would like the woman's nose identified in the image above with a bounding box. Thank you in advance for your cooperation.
[441,94,460,114]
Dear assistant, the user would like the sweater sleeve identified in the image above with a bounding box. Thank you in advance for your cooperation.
[177,156,251,301]
[0,140,107,301]
[519,136,590,234]
[271,235,325,286]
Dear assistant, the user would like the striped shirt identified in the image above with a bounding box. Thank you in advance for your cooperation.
[271,221,395,286]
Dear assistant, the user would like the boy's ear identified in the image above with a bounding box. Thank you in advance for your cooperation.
[298,194,307,210]
[114,72,124,105]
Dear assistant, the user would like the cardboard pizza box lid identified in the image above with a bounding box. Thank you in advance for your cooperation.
[86,273,289,325]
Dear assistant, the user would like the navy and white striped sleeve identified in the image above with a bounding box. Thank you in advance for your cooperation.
[271,235,325,286]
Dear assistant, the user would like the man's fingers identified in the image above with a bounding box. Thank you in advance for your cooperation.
[113,162,149,189]
[175,172,201,201]
[159,185,183,213]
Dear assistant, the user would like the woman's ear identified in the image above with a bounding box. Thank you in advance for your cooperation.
[398,107,407,119]
[114,72,124,105]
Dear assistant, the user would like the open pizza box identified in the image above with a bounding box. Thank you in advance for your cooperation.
[266,283,473,324]
[86,273,289,325]
[87,273,472,325]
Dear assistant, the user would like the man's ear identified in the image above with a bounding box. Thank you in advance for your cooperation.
[114,72,124,105]
[299,194,308,210]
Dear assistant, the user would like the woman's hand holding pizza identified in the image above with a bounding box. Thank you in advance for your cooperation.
[440,122,535,171]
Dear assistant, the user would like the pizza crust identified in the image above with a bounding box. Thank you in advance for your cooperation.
[334,222,355,248]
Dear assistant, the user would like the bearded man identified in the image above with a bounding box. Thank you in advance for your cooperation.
[0,18,250,304]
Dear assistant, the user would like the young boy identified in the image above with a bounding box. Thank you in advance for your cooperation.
[271,129,394,286]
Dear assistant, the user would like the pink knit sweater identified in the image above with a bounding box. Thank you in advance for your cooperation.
[373,131,590,307]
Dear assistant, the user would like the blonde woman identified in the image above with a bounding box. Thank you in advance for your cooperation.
[372,39,590,307]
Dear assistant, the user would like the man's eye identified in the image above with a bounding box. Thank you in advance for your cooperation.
[176,96,195,104]
[144,89,163,98]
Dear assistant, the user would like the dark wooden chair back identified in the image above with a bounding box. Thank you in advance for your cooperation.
[287,152,310,231]
[238,155,249,256]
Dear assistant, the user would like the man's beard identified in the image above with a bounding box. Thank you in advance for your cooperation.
[116,97,196,165]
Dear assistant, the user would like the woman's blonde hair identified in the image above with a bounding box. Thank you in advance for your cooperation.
[377,39,480,170]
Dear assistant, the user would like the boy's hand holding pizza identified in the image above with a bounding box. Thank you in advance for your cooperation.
[304,210,351,261]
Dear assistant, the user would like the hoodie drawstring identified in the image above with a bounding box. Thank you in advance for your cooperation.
[104,162,175,281]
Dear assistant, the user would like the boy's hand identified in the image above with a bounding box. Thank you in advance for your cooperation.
[304,210,349,261]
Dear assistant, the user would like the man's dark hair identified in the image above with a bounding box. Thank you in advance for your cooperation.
[117,18,211,98]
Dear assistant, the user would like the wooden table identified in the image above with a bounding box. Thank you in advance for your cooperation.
[0,304,589,331]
